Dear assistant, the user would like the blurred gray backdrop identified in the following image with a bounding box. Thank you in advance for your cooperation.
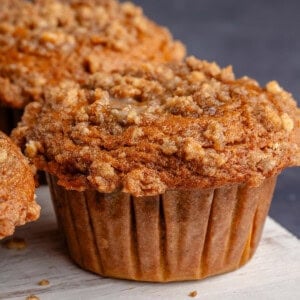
[133,0,300,237]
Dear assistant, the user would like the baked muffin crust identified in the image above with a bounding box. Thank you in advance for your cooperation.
[0,132,40,239]
[0,0,185,108]
[13,57,300,196]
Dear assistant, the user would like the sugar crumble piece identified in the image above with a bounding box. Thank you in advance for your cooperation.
[38,279,50,286]
[184,138,205,161]
[2,237,27,250]
[25,140,42,158]
[160,138,178,155]
[26,295,40,300]
[0,148,8,163]
[281,113,294,132]
[188,290,198,297]
[266,80,282,94]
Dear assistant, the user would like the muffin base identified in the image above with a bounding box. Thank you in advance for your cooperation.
[0,106,23,134]
[47,174,277,282]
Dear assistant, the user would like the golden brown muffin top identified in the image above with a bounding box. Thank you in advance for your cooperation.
[13,57,300,197]
[0,0,185,108]
[0,132,40,239]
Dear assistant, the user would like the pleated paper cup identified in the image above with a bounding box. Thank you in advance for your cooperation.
[47,174,276,282]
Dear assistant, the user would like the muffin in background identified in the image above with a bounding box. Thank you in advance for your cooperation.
[0,132,40,239]
[13,57,300,281]
[0,0,185,133]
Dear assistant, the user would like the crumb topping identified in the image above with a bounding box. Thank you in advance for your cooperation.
[0,0,185,108]
[12,57,300,197]
[0,132,40,239]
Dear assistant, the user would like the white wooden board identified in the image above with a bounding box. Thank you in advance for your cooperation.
[0,187,299,300]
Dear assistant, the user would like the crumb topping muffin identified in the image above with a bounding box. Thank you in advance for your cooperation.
[0,132,40,239]
[0,0,185,108]
[13,57,300,197]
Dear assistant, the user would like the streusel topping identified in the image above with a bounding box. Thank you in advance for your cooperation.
[0,0,185,108]
[13,57,300,196]
[0,132,40,238]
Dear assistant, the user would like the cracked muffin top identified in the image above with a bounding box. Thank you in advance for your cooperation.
[0,0,185,108]
[12,56,300,197]
[0,132,40,239]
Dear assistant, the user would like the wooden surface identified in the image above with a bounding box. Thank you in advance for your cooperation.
[0,186,299,300]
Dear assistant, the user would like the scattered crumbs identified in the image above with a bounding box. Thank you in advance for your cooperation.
[188,290,198,298]
[26,295,40,300]
[2,237,27,250]
[38,279,50,286]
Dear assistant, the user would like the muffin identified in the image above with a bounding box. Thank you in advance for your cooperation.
[12,57,300,281]
[0,0,185,133]
[0,132,40,239]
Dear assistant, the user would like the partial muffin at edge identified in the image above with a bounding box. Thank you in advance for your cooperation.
[0,0,185,110]
[0,132,40,239]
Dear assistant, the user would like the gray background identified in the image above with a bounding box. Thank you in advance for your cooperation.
[133,0,300,237]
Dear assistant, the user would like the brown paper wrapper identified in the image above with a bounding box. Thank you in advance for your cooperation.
[47,174,277,282]
[0,106,23,134]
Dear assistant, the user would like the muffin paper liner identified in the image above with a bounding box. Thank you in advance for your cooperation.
[0,106,23,134]
[47,174,277,282]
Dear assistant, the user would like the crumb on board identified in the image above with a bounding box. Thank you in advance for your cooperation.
[38,279,50,286]
[2,237,27,250]
[188,290,198,297]
[26,295,40,300]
